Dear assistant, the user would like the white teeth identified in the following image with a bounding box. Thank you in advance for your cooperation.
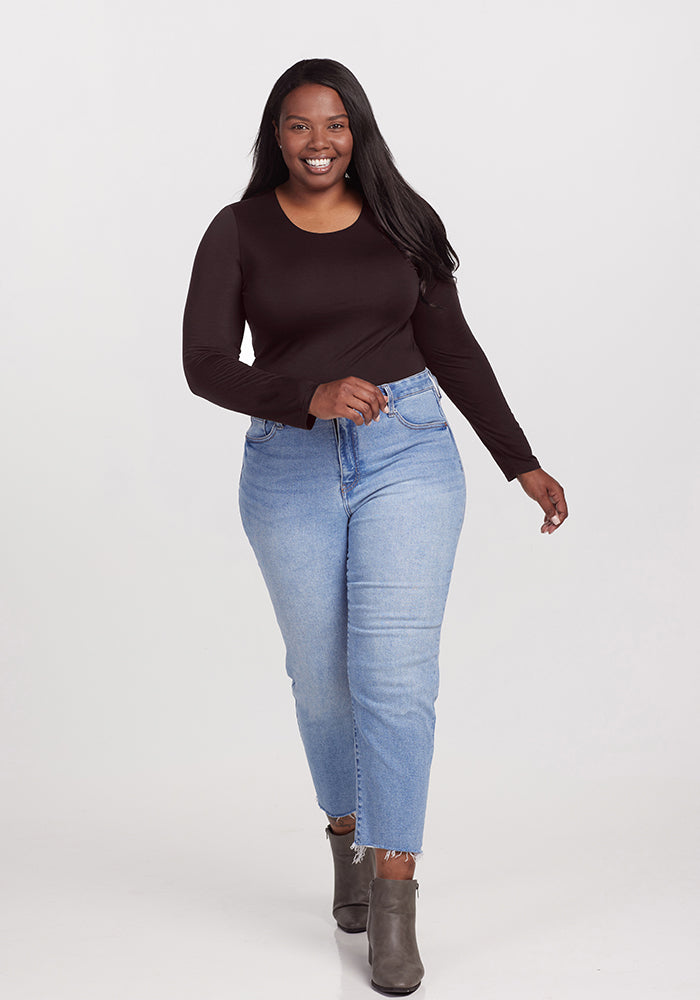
[305,158,332,166]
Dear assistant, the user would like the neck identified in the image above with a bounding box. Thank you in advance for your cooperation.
[275,180,356,211]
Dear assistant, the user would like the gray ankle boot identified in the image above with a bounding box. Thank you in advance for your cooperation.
[326,826,376,932]
[367,877,424,996]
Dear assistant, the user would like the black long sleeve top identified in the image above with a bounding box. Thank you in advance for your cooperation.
[182,188,540,481]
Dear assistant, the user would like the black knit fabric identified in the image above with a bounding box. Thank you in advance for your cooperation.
[182,189,540,481]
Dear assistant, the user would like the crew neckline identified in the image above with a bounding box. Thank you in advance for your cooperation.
[271,188,365,235]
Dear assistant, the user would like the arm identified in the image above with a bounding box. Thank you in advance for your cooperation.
[410,276,541,482]
[182,205,320,428]
[412,276,568,531]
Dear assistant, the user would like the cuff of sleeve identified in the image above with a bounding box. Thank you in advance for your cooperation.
[505,457,541,482]
[300,381,320,430]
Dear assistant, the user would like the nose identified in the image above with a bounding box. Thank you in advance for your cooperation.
[305,127,331,152]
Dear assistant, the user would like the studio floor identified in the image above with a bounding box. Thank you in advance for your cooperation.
[2,771,698,1000]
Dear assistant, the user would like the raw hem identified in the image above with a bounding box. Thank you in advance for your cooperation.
[350,841,423,866]
[323,810,357,824]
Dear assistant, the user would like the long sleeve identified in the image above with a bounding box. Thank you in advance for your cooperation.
[411,277,540,481]
[182,205,320,428]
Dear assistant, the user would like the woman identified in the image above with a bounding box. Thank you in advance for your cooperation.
[182,58,567,997]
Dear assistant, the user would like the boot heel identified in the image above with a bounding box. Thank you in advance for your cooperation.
[367,877,424,996]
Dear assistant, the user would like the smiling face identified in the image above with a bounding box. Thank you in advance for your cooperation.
[273,83,353,193]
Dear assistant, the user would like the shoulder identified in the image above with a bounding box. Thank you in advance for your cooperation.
[230,190,276,228]
[199,191,274,238]
[191,203,239,262]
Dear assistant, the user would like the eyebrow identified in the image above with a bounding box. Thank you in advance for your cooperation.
[283,113,349,122]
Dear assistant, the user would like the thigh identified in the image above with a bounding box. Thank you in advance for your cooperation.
[238,418,349,653]
[346,434,466,693]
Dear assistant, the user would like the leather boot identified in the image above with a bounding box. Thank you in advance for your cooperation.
[326,826,376,932]
[367,877,424,996]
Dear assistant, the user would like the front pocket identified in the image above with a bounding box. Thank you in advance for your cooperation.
[245,416,280,442]
[394,387,447,429]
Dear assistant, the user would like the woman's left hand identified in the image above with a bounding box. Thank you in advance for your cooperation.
[515,468,568,534]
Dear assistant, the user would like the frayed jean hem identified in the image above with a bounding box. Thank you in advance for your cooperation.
[350,841,423,866]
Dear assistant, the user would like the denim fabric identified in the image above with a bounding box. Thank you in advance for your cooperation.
[237,368,466,855]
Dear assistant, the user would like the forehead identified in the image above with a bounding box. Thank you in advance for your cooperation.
[280,83,348,120]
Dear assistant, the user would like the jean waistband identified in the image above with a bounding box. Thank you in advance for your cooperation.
[249,367,441,430]
[378,367,441,406]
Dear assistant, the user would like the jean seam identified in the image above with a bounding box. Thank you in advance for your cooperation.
[446,424,465,475]
[335,419,360,496]
[394,414,448,430]
[346,425,360,490]
[333,420,355,515]
[350,697,363,852]
[245,429,278,442]
[391,385,434,402]
[425,368,443,399]
[392,382,447,429]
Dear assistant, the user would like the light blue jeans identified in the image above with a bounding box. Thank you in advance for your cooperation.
[238,368,466,858]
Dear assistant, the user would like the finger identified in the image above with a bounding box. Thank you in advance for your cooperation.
[543,509,563,532]
[338,385,373,423]
[539,482,568,525]
[347,404,368,426]
[543,505,561,526]
[362,386,389,421]
[350,386,385,424]
[547,488,568,523]
[355,398,376,425]
[351,379,389,414]
[551,487,568,520]
[536,491,558,523]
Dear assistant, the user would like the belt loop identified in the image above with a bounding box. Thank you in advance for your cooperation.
[381,382,394,413]
[426,368,442,399]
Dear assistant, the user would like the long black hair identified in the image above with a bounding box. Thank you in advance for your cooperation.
[241,58,459,301]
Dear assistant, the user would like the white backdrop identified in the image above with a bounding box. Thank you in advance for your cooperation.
[2,2,698,998]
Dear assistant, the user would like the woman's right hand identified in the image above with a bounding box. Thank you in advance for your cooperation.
[309,377,389,426]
